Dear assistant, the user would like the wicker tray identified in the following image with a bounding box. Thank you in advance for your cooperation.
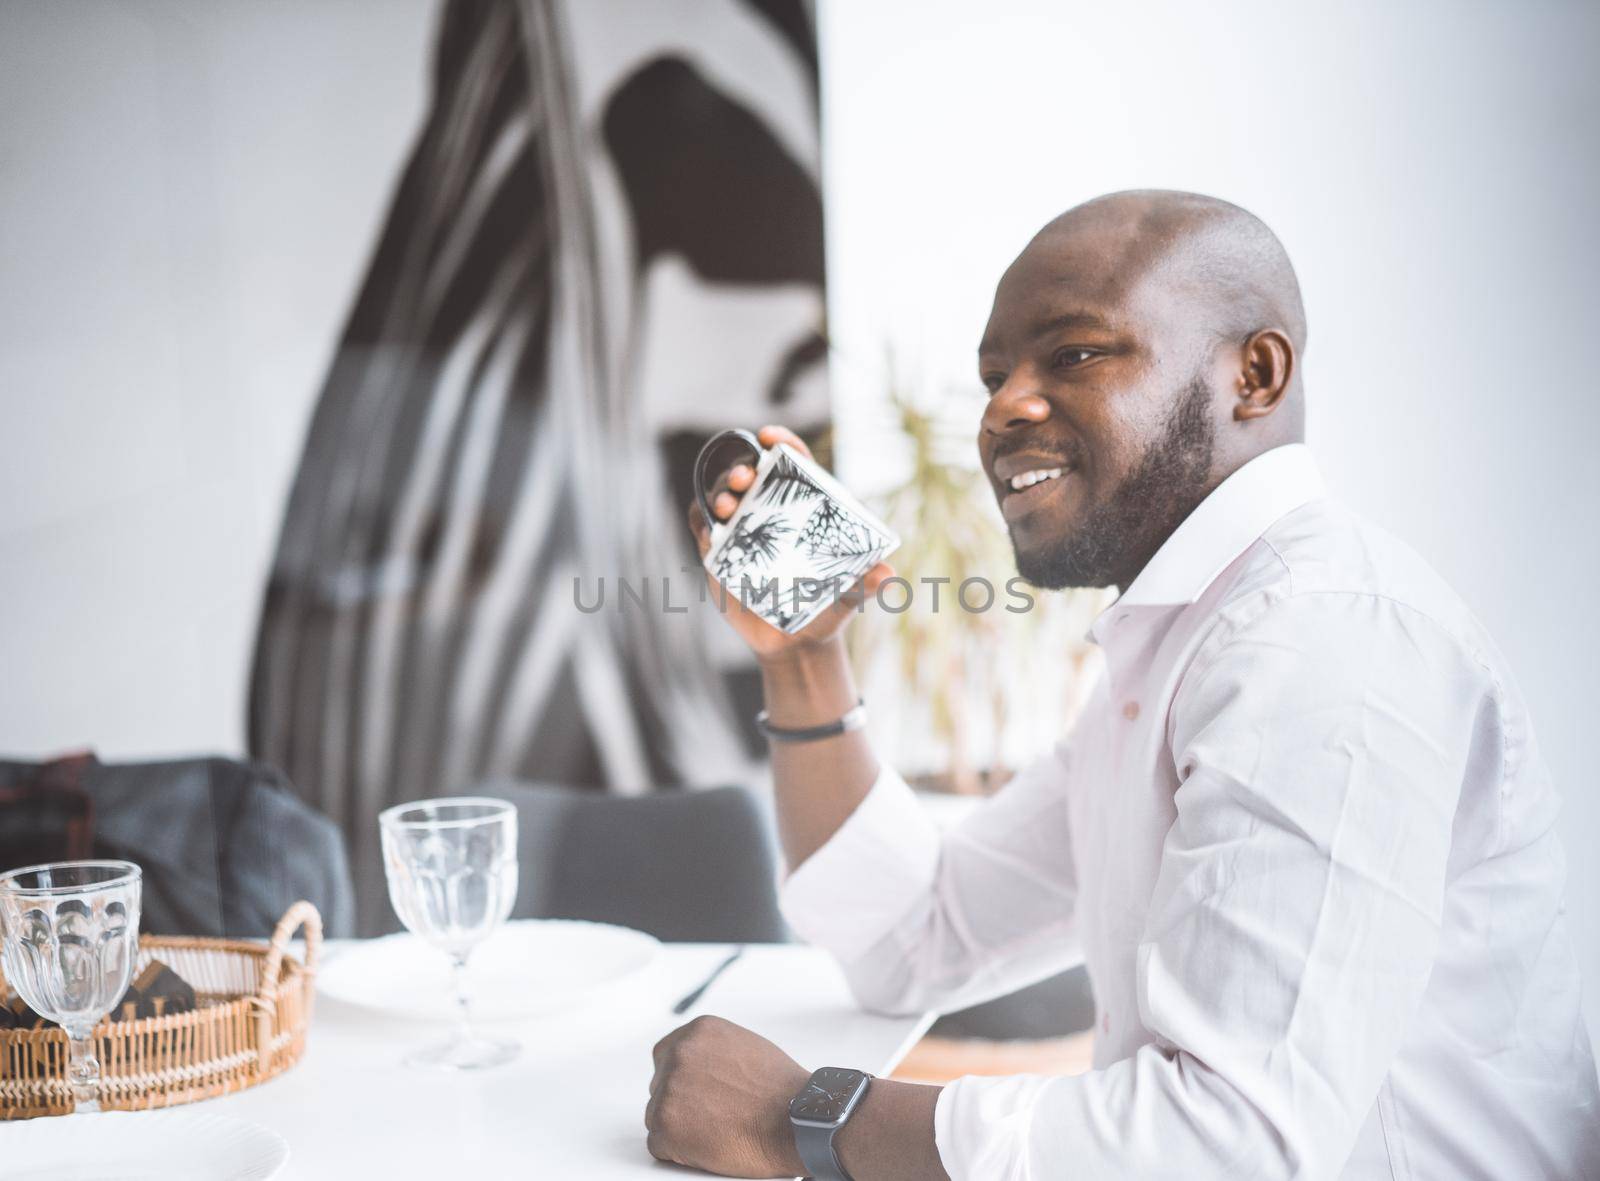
[0,900,321,1118]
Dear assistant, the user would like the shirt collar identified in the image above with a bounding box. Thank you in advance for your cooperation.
[1113,443,1326,610]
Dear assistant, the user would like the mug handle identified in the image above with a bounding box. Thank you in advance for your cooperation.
[693,428,765,529]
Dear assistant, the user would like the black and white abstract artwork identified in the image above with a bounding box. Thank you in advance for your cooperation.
[248,0,829,930]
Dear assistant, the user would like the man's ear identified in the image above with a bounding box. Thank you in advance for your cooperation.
[1235,328,1294,421]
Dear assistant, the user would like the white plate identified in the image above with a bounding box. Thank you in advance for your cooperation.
[0,1110,288,1180]
[316,918,661,1021]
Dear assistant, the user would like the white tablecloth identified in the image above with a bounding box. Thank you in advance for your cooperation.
[201,940,931,1179]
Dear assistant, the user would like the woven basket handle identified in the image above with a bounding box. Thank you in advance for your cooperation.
[258,900,323,998]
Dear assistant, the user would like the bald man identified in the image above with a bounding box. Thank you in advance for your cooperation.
[646,192,1600,1180]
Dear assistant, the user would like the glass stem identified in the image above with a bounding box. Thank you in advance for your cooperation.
[67,1031,101,1112]
[450,951,473,1045]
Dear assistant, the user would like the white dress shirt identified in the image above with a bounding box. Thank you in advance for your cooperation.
[781,444,1600,1180]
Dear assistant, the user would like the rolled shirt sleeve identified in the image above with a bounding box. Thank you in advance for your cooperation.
[934,592,1491,1180]
[780,743,1083,1017]
[779,764,944,965]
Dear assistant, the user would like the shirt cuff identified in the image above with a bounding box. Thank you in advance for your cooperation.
[934,1072,1056,1180]
[777,764,942,963]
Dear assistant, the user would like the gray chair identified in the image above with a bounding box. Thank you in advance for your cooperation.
[0,754,356,939]
[929,966,1097,1041]
[481,782,787,943]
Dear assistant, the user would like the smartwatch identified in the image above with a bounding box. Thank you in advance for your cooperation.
[789,1066,871,1181]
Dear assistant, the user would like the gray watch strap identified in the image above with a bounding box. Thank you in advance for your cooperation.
[794,1118,852,1181]
[791,1070,870,1181]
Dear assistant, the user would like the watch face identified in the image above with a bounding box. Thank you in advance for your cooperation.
[789,1067,869,1124]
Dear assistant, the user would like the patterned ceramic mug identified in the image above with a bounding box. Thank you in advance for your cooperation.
[694,429,899,634]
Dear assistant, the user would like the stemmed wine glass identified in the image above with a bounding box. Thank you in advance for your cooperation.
[0,860,142,1111]
[379,797,519,1069]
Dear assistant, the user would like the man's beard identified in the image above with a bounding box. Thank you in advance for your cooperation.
[1015,375,1217,590]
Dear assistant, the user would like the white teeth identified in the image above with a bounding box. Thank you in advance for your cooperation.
[1009,467,1064,492]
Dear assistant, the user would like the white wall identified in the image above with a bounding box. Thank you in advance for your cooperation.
[0,0,435,756]
[819,0,1600,1056]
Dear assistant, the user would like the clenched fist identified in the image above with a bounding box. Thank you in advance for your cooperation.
[645,1015,810,1178]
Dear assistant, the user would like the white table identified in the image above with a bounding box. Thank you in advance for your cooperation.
[203,941,932,1179]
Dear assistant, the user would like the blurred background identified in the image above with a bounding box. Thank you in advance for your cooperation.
[2,0,1596,1063]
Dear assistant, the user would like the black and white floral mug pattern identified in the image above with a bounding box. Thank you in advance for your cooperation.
[695,430,899,634]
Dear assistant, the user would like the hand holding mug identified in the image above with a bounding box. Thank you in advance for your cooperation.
[688,425,896,661]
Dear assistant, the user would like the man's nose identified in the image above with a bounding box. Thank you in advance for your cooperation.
[982,374,1051,435]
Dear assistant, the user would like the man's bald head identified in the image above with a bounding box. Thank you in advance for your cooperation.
[1033,189,1307,380]
[978,190,1308,590]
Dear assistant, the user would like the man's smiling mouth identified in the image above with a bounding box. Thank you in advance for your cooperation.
[999,465,1077,522]
[1008,467,1066,492]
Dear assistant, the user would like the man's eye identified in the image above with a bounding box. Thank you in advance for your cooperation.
[1053,347,1096,369]
[981,373,1006,394]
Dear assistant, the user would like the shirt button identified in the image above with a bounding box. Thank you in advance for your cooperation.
[1122,701,1140,721]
